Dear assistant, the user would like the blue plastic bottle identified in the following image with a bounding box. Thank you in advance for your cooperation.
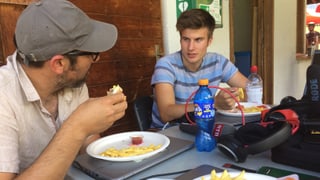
[193,79,216,152]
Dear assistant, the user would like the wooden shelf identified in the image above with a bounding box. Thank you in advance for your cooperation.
[296,53,312,61]
[0,0,32,5]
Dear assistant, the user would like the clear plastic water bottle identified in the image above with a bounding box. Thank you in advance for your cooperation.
[246,65,263,104]
[193,79,216,152]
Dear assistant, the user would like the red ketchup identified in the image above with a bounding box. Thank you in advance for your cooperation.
[131,135,143,145]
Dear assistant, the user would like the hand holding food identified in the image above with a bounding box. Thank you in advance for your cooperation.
[215,87,242,110]
[69,93,127,136]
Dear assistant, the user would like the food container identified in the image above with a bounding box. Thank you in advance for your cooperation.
[130,135,144,145]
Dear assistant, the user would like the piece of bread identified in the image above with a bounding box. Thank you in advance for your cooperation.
[107,85,123,95]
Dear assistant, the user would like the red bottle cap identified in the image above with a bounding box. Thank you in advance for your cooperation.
[251,65,258,73]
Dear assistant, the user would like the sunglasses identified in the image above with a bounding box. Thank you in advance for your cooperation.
[64,50,100,62]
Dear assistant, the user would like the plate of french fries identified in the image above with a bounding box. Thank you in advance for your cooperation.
[86,131,170,162]
[194,169,276,180]
[217,102,270,117]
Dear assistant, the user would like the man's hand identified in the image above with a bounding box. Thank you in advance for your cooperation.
[215,87,242,110]
[67,93,128,138]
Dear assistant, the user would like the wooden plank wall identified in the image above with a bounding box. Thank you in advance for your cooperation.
[0,0,163,135]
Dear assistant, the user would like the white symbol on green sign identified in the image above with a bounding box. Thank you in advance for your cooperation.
[178,1,189,12]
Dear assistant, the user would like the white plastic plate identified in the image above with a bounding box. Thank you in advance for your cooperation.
[86,131,170,162]
[217,102,270,117]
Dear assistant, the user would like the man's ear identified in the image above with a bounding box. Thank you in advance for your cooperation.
[49,55,65,74]
[208,36,213,46]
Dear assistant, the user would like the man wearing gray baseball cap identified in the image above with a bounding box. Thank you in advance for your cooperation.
[0,0,127,179]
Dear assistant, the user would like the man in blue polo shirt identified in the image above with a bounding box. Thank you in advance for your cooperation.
[151,9,248,129]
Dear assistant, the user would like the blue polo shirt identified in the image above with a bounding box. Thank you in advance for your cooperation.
[151,51,238,128]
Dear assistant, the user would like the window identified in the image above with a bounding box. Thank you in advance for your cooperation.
[297,0,320,56]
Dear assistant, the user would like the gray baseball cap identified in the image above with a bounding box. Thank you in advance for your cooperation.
[15,0,118,62]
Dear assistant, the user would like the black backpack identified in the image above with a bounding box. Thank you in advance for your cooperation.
[271,51,320,172]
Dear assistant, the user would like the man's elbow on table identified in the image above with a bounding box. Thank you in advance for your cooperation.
[159,112,174,123]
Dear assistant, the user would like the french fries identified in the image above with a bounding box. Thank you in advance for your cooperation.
[238,88,244,100]
[201,170,245,180]
[100,144,161,157]
[236,105,267,113]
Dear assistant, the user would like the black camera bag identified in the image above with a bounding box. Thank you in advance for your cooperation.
[271,56,320,172]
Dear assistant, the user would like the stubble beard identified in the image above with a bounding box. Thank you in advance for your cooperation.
[56,72,88,91]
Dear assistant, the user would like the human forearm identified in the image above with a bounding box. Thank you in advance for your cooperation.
[79,134,100,154]
[159,103,194,123]
[16,119,87,180]
[154,83,196,123]
[15,94,127,180]
[214,72,249,110]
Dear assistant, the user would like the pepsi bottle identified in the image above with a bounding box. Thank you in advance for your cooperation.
[193,79,216,152]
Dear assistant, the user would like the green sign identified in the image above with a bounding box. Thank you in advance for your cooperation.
[176,0,222,28]
[176,0,194,18]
